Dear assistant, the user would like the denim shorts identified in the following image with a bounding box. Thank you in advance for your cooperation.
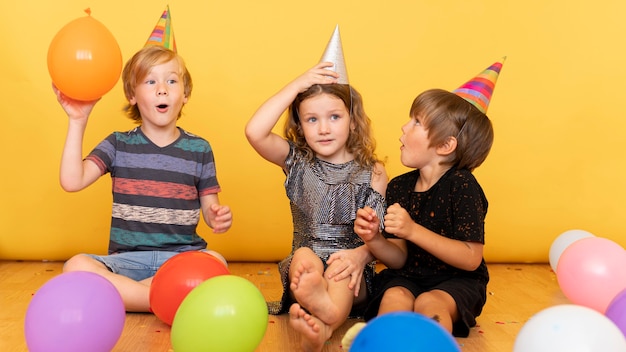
[86,248,207,281]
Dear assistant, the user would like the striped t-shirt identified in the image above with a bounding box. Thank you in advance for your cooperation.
[86,127,220,253]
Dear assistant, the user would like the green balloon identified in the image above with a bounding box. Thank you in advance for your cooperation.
[171,275,269,352]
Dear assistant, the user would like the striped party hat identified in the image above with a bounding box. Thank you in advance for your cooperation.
[453,57,506,114]
[320,25,349,84]
[145,6,177,52]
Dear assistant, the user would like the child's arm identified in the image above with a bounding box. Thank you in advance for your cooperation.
[385,203,484,271]
[354,206,408,269]
[54,85,103,192]
[354,163,408,268]
[244,62,338,168]
[200,194,232,234]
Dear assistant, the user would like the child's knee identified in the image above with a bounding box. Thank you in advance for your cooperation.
[383,286,414,302]
[380,286,415,311]
[63,253,99,272]
[293,247,315,258]
[204,250,228,267]
[413,290,456,319]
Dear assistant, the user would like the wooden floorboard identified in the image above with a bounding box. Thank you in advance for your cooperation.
[0,261,569,351]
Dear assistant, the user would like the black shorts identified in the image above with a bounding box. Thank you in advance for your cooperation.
[364,269,487,337]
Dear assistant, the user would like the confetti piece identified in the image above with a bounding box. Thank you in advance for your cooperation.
[489,291,494,295]
[496,321,505,324]
[478,330,484,334]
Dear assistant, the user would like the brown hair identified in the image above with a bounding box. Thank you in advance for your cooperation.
[121,46,193,123]
[410,89,494,171]
[284,84,380,169]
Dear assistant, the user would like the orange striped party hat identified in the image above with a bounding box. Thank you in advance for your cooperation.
[453,57,505,114]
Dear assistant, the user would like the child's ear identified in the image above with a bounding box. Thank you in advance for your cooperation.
[437,136,457,156]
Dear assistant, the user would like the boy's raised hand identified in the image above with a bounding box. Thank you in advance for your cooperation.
[52,83,100,121]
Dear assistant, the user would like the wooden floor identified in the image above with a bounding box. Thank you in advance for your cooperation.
[0,261,569,351]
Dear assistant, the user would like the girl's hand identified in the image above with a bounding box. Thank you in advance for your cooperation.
[383,203,416,239]
[326,248,368,297]
[354,206,381,242]
[289,62,339,93]
[52,83,99,121]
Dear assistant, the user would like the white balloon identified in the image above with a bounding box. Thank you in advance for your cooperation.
[514,305,626,352]
[548,229,594,272]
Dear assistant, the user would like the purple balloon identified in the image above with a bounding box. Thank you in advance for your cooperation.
[24,271,125,352]
[607,288,626,338]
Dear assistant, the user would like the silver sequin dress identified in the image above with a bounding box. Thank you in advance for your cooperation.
[267,142,386,316]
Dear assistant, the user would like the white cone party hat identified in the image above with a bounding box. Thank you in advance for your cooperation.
[319,25,349,84]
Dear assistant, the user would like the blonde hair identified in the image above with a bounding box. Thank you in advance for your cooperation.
[284,84,381,169]
[410,89,493,171]
[121,46,193,123]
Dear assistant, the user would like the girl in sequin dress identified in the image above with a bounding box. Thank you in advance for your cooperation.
[245,62,387,352]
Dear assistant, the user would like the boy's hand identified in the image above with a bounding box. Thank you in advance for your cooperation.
[383,203,416,239]
[208,203,232,234]
[52,83,99,121]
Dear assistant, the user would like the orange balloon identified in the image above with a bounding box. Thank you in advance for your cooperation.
[149,252,230,326]
[47,14,122,101]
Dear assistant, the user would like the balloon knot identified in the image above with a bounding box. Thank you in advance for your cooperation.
[84,8,92,16]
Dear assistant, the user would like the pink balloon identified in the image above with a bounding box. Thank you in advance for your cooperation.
[24,271,125,352]
[606,288,626,338]
[556,237,626,313]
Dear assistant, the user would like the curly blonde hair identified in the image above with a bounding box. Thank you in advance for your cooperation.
[121,46,193,123]
[284,84,381,169]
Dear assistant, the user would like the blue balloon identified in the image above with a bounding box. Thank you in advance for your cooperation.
[351,312,460,352]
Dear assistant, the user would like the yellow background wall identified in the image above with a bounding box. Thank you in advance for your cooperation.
[2,0,625,263]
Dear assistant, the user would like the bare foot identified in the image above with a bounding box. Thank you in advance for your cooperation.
[289,303,331,352]
[290,260,339,325]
